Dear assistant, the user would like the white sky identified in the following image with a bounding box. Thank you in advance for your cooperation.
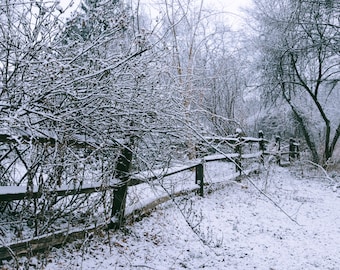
[209,0,252,28]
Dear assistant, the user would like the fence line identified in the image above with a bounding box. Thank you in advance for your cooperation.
[0,133,300,260]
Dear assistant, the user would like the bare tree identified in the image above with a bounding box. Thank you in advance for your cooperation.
[198,34,248,136]
[249,0,340,164]
[153,0,249,157]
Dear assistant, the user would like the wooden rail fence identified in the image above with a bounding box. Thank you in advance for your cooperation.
[0,132,300,261]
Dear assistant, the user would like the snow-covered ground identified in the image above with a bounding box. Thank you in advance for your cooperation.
[3,162,340,269]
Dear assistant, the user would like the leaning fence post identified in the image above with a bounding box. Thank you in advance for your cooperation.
[195,162,204,197]
[109,143,133,230]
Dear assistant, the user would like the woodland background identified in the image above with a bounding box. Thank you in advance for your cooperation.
[0,0,339,265]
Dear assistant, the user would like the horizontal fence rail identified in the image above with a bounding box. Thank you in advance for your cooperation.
[0,182,120,202]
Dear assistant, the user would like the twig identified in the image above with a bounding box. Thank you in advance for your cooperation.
[200,141,302,225]
[305,160,338,192]
[131,265,156,269]
[245,176,302,226]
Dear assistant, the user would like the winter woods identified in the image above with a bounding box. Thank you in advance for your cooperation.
[0,0,339,254]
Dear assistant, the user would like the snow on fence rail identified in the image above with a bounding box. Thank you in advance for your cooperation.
[0,182,121,202]
[0,133,300,261]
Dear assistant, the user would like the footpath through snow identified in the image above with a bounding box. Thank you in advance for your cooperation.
[3,163,340,269]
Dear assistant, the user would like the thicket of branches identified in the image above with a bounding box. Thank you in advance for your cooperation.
[0,0,187,239]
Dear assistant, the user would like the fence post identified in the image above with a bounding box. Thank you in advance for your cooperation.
[109,143,133,230]
[235,129,243,175]
[258,130,265,164]
[289,138,296,162]
[195,163,204,197]
[275,135,281,165]
[296,140,300,160]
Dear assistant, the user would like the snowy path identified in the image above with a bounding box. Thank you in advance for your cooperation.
[5,164,340,269]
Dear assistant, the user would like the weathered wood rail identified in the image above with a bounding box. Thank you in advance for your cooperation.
[0,182,120,202]
[0,133,300,261]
